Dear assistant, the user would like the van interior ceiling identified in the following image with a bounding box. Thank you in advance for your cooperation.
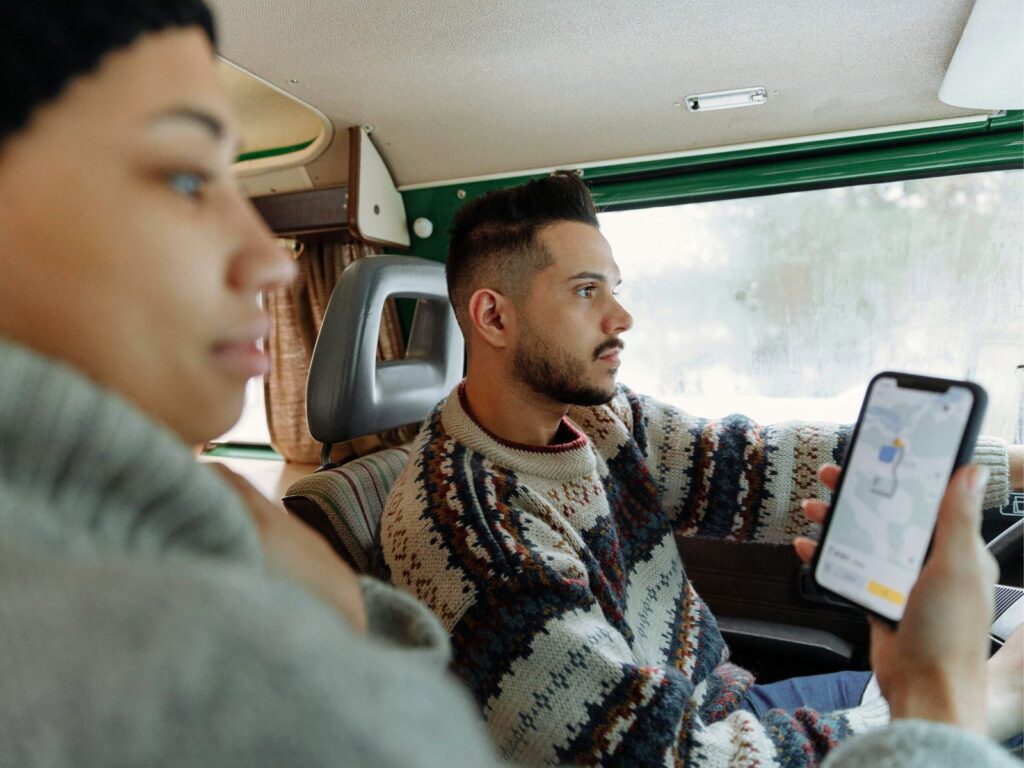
[208,0,996,189]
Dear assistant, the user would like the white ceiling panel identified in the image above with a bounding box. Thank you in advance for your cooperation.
[207,0,991,187]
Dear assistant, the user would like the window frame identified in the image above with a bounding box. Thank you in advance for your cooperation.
[401,111,1023,267]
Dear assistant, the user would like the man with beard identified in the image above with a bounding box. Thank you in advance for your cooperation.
[373,172,1022,767]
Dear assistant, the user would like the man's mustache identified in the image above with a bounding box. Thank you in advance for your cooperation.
[593,338,625,361]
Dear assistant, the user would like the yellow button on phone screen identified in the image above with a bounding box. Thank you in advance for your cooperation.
[868,580,906,605]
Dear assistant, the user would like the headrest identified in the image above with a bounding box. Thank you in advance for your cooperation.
[306,255,463,454]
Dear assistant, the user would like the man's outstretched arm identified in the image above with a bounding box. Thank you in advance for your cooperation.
[607,388,1014,543]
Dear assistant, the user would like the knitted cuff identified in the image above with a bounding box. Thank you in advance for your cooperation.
[821,719,1018,768]
[971,437,1010,511]
[843,674,891,733]
[359,576,452,663]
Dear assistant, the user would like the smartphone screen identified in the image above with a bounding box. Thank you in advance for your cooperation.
[814,374,980,622]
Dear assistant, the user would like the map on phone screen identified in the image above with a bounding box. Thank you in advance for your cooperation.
[817,377,975,620]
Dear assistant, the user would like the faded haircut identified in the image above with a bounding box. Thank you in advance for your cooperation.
[446,171,599,334]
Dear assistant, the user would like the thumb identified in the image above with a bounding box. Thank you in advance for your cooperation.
[868,615,895,643]
[929,464,988,563]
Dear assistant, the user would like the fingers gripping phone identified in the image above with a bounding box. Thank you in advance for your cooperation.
[811,372,987,623]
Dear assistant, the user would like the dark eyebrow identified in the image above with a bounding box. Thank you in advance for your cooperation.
[567,271,622,286]
[149,107,226,141]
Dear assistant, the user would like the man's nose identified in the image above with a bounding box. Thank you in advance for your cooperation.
[605,296,633,335]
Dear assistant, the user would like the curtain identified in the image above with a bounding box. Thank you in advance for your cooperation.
[264,238,416,464]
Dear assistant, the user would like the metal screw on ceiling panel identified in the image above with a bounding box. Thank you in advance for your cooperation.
[456,189,467,199]
[288,79,299,84]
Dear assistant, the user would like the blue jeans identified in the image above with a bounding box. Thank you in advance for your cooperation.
[740,671,1024,751]
[739,671,873,718]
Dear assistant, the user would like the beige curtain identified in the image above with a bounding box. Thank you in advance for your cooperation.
[264,238,415,464]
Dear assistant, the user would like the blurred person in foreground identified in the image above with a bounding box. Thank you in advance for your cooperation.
[0,1,1018,766]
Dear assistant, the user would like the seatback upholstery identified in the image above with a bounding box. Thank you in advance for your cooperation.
[284,447,411,572]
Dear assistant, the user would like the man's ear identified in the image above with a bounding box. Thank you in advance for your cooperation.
[467,287,512,350]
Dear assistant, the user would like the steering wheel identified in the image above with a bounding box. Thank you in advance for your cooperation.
[988,518,1023,648]
[988,517,1023,585]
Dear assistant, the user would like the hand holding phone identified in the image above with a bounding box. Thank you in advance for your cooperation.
[801,463,999,735]
[810,372,987,623]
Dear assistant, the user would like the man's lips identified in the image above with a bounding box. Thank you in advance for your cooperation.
[595,340,625,364]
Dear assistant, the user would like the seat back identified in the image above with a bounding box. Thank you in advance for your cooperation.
[284,254,462,571]
[306,254,462,464]
[284,447,411,572]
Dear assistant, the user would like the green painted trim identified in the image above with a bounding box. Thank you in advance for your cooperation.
[235,138,316,163]
[203,443,283,460]
[590,130,1022,210]
[582,111,1022,182]
[400,111,1023,270]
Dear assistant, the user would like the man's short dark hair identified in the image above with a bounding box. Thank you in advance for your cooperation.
[446,171,599,332]
[1,0,216,148]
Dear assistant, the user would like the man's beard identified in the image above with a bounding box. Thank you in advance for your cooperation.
[512,320,617,407]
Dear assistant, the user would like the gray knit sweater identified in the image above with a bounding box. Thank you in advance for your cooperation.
[0,338,1011,767]
[0,339,501,767]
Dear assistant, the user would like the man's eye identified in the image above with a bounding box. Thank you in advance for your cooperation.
[167,171,208,199]
[576,285,596,299]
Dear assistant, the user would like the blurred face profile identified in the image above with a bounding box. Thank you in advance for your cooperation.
[0,28,295,444]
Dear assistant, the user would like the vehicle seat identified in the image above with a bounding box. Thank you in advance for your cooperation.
[282,254,462,574]
[284,446,411,571]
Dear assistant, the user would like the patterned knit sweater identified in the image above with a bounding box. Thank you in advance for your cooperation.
[374,383,1010,768]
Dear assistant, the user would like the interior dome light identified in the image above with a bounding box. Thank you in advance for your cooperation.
[685,87,767,112]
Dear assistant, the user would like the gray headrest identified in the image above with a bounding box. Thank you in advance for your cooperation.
[306,255,464,448]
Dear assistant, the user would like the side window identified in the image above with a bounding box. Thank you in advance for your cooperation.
[600,170,1023,440]
[212,291,271,445]
[212,376,271,444]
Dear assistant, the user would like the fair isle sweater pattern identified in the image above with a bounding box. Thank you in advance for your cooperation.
[375,385,1000,767]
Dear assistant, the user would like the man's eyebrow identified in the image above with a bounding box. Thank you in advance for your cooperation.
[566,271,622,286]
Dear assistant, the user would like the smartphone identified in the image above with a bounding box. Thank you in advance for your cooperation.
[811,371,987,623]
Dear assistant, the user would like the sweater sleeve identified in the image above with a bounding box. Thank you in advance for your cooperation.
[360,575,452,664]
[614,389,1011,544]
[0,546,508,768]
[821,720,1021,768]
